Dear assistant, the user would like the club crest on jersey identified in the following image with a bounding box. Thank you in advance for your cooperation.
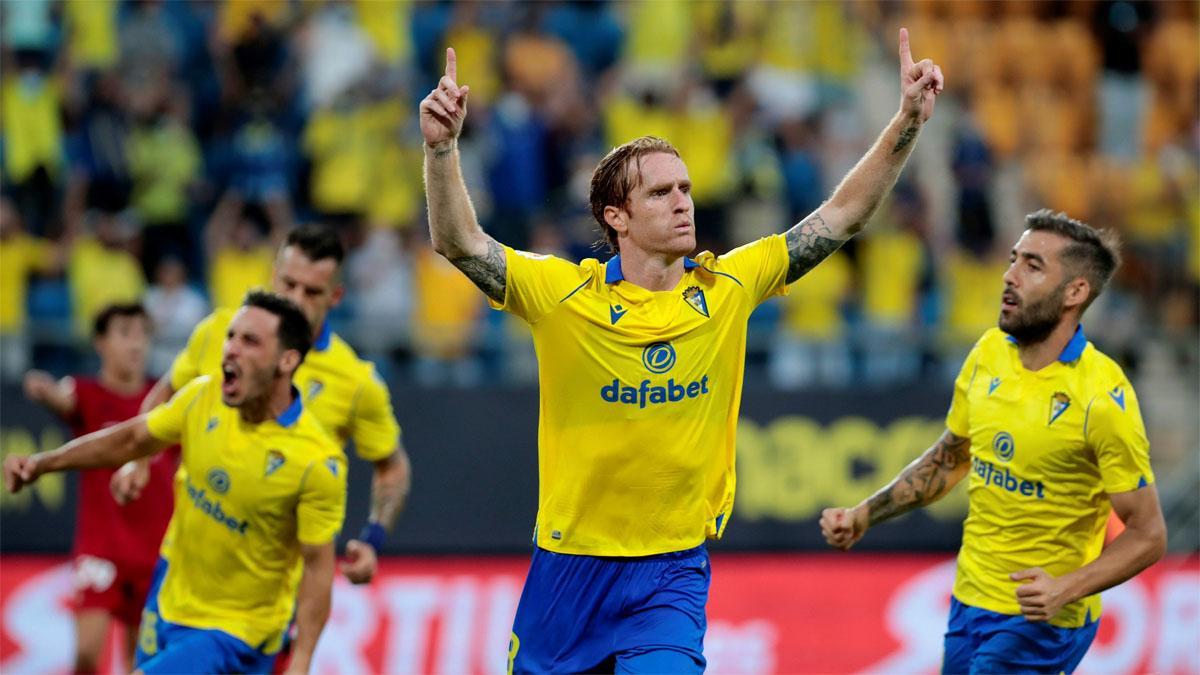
[264,450,285,477]
[306,380,324,402]
[1048,391,1071,425]
[682,286,709,318]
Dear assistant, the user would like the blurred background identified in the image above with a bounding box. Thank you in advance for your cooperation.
[0,0,1197,673]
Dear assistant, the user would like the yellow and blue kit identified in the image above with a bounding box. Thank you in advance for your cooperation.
[169,310,400,462]
[942,326,1154,673]
[494,235,789,672]
[134,376,347,674]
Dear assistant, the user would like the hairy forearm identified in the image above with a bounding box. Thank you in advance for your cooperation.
[290,546,335,672]
[821,110,923,237]
[861,430,971,527]
[39,417,161,473]
[424,140,485,259]
[369,450,411,530]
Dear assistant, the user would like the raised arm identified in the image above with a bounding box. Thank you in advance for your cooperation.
[4,416,168,494]
[283,541,336,675]
[784,28,944,284]
[820,429,971,550]
[420,47,506,303]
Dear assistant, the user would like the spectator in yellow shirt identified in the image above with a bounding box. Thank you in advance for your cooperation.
[68,210,146,337]
[0,198,61,379]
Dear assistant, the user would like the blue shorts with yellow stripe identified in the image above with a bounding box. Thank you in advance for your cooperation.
[509,544,710,673]
[135,558,276,675]
[942,597,1099,675]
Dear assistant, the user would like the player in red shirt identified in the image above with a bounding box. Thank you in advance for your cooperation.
[22,303,175,673]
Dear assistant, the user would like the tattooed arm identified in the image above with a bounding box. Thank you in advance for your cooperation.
[782,28,943,284]
[421,47,507,303]
[819,429,971,550]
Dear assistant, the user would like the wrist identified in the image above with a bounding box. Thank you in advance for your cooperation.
[357,521,386,552]
[424,138,458,154]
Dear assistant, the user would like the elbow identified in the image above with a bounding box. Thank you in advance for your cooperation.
[1147,519,1168,565]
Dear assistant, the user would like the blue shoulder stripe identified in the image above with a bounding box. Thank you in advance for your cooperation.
[702,266,743,288]
[559,275,594,303]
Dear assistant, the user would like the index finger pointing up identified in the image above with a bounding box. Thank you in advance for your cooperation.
[898,27,913,69]
[445,47,457,82]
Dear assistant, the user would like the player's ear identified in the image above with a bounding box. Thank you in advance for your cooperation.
[330,284,345,309]
[603,205,628,237]
[279,349,302,376]
[1064,277,1090,310]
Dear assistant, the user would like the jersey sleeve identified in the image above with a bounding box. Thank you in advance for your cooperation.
[297,452,348,545]
[706,234,790,305]
[945,341,983,438]
[169,311,222,391]
[488,246,594,324]
[1087,379,1155,494]
[145,377,207,445]
[349,367,401,462]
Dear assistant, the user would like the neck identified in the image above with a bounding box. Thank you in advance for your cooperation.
[1016,317,1079,371]
[239,377,295,424]
[617,246,686,291]
[98,365,144,395]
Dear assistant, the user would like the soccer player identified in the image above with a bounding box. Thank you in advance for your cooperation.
[4,292,346,675]
[421,30,943,671]
[113,224,409,582]
[820,211,1167,674]
[22,303,174,673]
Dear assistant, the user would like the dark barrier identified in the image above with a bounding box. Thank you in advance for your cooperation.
[0,383,962,554]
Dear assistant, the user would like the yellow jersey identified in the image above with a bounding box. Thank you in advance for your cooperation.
[946,327,1154,628]
[145,376,347,651]
[492,235,790,556]
[169,309,400,462]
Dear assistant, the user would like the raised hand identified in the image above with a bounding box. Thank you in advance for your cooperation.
[898,28,944,123]
[819,505,869,551]
[420,47,471,147]
[339,539,378,584]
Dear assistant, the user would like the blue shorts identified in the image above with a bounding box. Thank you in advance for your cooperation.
[509,544,711,674]
[134,558,276,675]
[942,597,1099,675]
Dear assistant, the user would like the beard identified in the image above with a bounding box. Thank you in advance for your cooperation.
[999,281,1067,344]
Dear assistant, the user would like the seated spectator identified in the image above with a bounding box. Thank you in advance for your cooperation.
[68,209,146,337]
[0,197,61,379]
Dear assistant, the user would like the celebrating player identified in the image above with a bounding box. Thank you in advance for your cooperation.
[820,211,1167,674]
[421,29,942,671]
[5,292,346,675]
[112,224,409,583]
[22,303,174,672]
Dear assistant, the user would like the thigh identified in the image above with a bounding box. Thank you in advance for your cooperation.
[971,618,1097,675]
[138,624,262,675]
[941,598,977,675]
[613,548,710,673]
[510,549,623,674]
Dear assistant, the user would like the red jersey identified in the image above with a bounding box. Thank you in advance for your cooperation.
[66,377,175,568]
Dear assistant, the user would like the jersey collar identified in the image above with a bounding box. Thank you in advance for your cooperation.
[1005,324,1088,363]
[604,255,699,284]
[313,321,332,352]
[276,386,303,428]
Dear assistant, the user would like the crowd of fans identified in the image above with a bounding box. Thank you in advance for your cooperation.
[1,0,1196,390]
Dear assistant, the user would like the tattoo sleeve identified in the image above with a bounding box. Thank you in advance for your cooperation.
[450,237,507,304]
[866,430,972,527]
[784,211,848,284]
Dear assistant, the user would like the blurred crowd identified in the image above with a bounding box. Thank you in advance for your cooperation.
[1,0,1197,390]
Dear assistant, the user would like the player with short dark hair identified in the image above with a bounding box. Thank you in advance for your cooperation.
[6,292,347,675]
[422,29,943,671]
[22,301,173,673]
[821,211,1166,674]
[114,223,410,586]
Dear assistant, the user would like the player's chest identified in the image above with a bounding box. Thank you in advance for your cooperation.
[966,367,1090,476]
[183,419,306,513]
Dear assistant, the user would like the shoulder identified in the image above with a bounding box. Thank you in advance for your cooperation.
[323,334,379,385]
[194,308,236,339]
[291,411,345,459]
[1077,343,1133,396]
